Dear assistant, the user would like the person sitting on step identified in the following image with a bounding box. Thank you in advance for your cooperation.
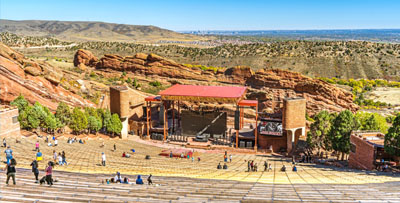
[223,163,228,169]
[217,162,222,169]
[136,175,144,185]
[292,165,297,172]
[281,165,286,172]
[114,172,122,183]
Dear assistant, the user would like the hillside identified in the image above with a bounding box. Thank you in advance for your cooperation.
[74,49,358,116]
[0,42,94,110]
[0,19,207,43]
[7,38,399,79]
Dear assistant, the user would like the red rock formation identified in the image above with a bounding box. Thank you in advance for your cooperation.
[82,49,358,115]
[73,49,98,67]
[0,43,94,110]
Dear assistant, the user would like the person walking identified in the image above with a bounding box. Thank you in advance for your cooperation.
[102,152,106,166]
[62,151,68,166]
[113,143,116,152]
[264,161,268,171]
[36,150,43,162]
[4,146,13,164]
[229,154,232,163]
[147,174,153,185]
[54,138,58,147]
[58,153,63,166]
[2,138,6,148]
[35,141,39,152]
[45,161,53,186]
[247,160,251,172]
[4,158,17,185]
[53,150,57,163]
[30,160,39,183]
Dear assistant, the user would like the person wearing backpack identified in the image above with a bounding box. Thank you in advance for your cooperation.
[30,160,39,183]
[4,158,17,185]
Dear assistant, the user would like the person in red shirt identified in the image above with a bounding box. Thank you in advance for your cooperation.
[45,161,53,186]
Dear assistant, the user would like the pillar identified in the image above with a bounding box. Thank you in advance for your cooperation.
[236,129,239,148]
[254,105,258,152]
[120,117,128,139]
[172,101,175,133]
[163,101,167,141]
[287,129,293,153]
[146,102,150,137]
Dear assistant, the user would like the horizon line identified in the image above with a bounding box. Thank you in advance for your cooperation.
[2,18,400,32]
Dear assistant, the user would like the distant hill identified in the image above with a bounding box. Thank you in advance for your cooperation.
[0,19,207,42]
[184,29,400,43]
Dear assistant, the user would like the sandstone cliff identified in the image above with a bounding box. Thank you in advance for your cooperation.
[75,50,358,115]
[0,42,94,110]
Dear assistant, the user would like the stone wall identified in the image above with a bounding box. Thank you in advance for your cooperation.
[348,134,376,170]
[257,134,287,152]
[0,107,20,137]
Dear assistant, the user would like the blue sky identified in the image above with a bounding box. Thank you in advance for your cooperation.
[1,0,399,31]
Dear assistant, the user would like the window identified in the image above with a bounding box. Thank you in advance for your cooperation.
[12,116,18,124]
[350,143,356,153]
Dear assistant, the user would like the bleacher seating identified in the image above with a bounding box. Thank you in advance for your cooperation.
[1,134,400,202]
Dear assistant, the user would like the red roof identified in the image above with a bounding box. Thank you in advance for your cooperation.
[160,84,246,98]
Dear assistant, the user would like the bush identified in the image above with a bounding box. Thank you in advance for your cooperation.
[149,81,162,87]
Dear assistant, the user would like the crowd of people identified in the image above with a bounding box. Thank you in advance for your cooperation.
[104,172,153,185]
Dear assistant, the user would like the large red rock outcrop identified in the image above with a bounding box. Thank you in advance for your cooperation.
[0,43,94,110]
[74,49,98,67]
[96,53,214,81]
[82,49,358,115]
[245,69,358,115]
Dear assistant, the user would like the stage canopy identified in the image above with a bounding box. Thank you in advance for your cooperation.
[158,84,247,103]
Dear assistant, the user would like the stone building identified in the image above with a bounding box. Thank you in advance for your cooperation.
[348,131,387,170]
[257,97,306,153]
[109,86,150,139]
[0,105,20,137]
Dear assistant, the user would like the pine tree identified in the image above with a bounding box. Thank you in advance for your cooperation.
[385,114,400,156]
[10,95,29,112]
[328,110,356,160]
[88,116,102,134]
[306,110,334,153]
[69,107,88,134]
[55,102,71,127]
[109,113,122,136]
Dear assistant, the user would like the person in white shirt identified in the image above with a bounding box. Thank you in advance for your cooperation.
[54,139,58,147]
[102,152,106,166]
[58,153,63,166]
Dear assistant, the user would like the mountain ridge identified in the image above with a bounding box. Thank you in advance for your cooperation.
[0,19,206,42]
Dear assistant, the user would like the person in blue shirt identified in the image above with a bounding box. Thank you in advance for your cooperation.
[136,175,144,185]
[36,150,43,162]
[292,165,297,172]
[4,146,13,164]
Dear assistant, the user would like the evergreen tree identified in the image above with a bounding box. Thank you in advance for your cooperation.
[44,114,57,134]
[306,110,333,153]
[26,105,40,129]
[10,95,29,112]
[88,116,102,134]
[55,102,71,127]
[385,114,400,156]
[69,107,88,134]
[103,109,112,132]
[328,110,356,160]
[109,113,122,136]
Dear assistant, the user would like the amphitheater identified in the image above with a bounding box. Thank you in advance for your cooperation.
[1,134,400,203]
